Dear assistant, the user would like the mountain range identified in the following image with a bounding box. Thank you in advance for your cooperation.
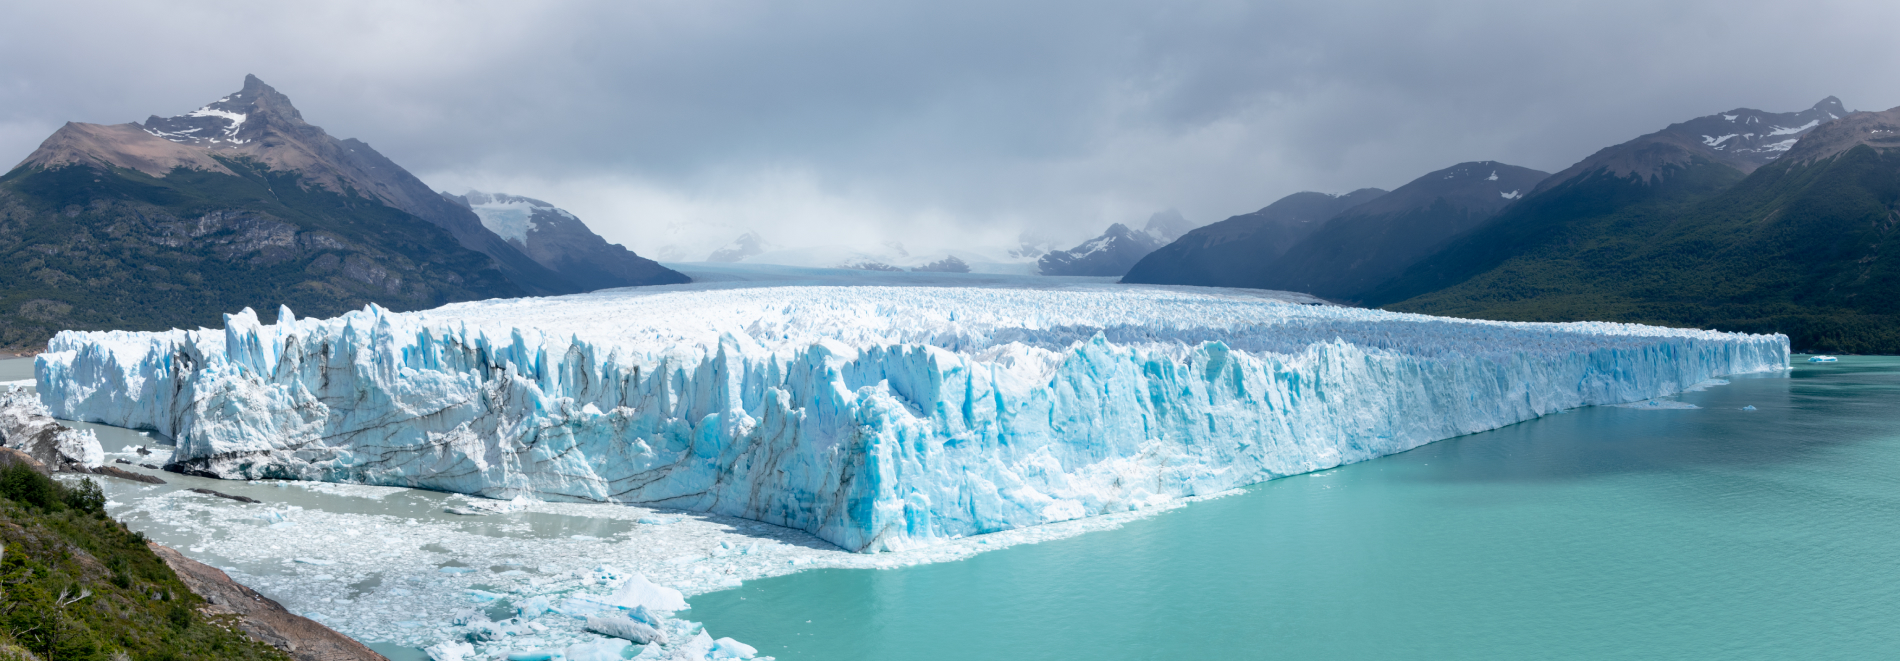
[1121,188,1386,285]
[1037,210,1200,276]
[1127,96,1896,352]
[0,76,682,348]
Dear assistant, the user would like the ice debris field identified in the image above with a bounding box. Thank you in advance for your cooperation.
[71,420,1210,657]
[37,279,1788,556]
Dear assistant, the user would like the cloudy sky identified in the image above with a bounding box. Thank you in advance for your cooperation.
[4,0,1898,260]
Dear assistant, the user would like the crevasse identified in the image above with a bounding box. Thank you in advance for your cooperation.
[34,285,1788,552]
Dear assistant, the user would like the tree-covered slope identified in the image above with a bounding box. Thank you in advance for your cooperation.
[0,159,523,349]
[0,462,290,660]
[1380,142,1900,352]
[1263,161,1548,299]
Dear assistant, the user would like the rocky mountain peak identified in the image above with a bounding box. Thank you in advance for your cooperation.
[1143,209,1195,242]
[140,74,305,147]
[1779,104,1900,165]
[1534,97,1848,194]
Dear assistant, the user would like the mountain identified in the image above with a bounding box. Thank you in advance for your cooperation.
[1121,188,1387,286]
[0,77,535,348]
[1261,161,1548,299]
[444,191,688,290]
[1370,99,1900,352]
[102,75,584,296]
[1037,211,1201,277]
[707,231,772,262]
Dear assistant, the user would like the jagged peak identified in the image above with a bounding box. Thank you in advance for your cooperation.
[138,75,305,147]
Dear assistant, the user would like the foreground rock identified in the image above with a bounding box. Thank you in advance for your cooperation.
[151,543,388,661]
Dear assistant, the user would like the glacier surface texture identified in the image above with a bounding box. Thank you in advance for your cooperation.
[36,283,1789,552]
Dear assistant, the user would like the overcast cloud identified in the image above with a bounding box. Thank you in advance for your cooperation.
[4,0,1898,258]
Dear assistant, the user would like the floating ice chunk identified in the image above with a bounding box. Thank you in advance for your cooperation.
[710,637,758,659]
[588,574,687,612]
[424,641,475,661]
[294,558,334,566]
[674,632,717,660]
[516,595,552,619]
[1742,405,1758,411]
[440,566,478,575]
[586,614,668,645]
[464,589,506,601]
[1808,355,1838,362]
[565,639,634,661]
[444,507,487,516]
[465,621,502,642]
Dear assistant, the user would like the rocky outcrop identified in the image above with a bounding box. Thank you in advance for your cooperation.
[150,543,388,661]
[0,389,102,472]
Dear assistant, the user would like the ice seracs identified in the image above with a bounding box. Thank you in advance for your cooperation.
[35,282,1788,552]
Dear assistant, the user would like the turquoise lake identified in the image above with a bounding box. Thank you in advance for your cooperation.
[682,357,1900,660]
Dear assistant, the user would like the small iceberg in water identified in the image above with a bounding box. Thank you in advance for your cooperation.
[1808,356,1839,363]
[1742,405,1758,411]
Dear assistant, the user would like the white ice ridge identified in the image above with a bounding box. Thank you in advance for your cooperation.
[35,284,1789,552]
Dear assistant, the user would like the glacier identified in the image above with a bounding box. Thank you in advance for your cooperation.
[34,281,1788,552]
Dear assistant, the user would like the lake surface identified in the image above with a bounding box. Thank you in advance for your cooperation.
[685,357,1900,660]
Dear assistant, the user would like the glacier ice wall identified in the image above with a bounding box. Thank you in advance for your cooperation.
[35,285,1788,552]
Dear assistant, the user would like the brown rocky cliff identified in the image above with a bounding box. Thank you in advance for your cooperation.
[149,543,388,661]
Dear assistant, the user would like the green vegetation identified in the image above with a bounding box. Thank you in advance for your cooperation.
[0,463,288,660]
[1370,148,1900,353]
[0,160,523,349]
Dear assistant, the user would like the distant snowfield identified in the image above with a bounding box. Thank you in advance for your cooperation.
[30,264,1787,656]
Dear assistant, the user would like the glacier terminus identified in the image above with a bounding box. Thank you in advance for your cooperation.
[34,277,1788,552]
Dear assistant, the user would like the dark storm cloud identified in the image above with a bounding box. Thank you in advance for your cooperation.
[4,0,1898,256]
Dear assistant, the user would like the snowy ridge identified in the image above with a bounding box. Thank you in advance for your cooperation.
[36,284,1788,552]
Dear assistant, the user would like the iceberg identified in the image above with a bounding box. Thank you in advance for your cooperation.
[34,284,1788,552]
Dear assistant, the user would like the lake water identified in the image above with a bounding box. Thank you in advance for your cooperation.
[685,357,1900,660]
[8,355,1897,660]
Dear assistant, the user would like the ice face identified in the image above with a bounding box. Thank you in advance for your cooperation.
[35,284,1789,552]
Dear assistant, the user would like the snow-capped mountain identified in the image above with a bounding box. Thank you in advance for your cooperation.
[706,231,774,262]
[1530,97,1847,196]
[445,191,688,290]
[19,75,685,295]
[1037,211,1202,277]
